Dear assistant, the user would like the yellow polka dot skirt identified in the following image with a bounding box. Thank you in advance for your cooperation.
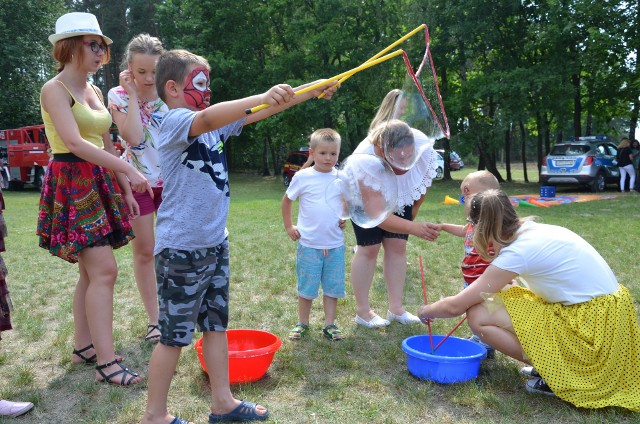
[500,284,640,411]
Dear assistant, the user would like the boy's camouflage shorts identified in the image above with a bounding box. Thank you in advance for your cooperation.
[155,240,230,347]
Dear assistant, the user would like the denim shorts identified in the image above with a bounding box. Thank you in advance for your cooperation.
[155,240,229,347]
[351,204,413,246]
[296,244,345,300]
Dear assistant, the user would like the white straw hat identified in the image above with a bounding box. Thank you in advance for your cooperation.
[48,12,113,45]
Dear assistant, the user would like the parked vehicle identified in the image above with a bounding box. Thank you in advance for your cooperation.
[0,124,124,191]
[434,151,444,179]
[435,149,464,170]
[0,124,49,190]
[282,148,309,187]
[540,136,619,192]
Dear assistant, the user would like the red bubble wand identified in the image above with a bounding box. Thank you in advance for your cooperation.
[419,256,434,352]
[419,255,468,353]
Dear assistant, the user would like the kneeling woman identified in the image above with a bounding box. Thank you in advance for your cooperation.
[419,189,640,411]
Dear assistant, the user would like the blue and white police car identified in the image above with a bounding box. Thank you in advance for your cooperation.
[540,136,620,192]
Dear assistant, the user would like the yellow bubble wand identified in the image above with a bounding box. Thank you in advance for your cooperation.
[245,48,404,115]
[317,24,426,98]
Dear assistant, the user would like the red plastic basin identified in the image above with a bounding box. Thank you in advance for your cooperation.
[195,329,282,383]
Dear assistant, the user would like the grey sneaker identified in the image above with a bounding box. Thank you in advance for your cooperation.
[525,377,555,397]
[520,366,540,378]
[468,334,495,359]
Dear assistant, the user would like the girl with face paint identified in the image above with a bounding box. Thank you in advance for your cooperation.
[108,33,169,345]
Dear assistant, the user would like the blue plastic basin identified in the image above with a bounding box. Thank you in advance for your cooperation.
[402,335,487,384]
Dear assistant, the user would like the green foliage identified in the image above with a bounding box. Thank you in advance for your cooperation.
[0,0,638,173]
[0,0,66,128]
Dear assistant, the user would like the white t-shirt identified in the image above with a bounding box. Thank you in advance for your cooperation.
[285,167,344,249]
[353,128,437,212]
[491,221,618,305]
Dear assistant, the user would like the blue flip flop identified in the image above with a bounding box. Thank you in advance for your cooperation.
[208,400,269,422]
[170,417,190,424]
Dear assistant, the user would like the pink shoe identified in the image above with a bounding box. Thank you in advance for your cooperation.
[0,400,34,417]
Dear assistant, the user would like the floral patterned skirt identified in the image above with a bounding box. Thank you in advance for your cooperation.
[37,157,134,263]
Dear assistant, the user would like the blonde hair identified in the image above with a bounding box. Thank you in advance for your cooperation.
[156,49,210,102]
[369,119,413,150]
[369,89,403,132]
[309,128,341,150]
[618,138,631,149]
[121,33,164,70]
[53,36,110,73]
[462,170,500,191]
[468,189,529,261]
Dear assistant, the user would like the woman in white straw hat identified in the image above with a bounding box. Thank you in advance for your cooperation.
[37,12,150,386]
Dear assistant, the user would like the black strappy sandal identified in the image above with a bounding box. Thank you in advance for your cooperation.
[96,359,141,386]
[144,324,161,343]
[72,343,97,364]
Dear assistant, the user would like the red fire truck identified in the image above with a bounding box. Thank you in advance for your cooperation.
[0,124,50,190]
[0,124,125,191]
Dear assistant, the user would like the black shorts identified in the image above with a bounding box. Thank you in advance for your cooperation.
[351,204,413,246]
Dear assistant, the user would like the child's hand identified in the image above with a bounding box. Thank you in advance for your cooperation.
[412,222,440,241]
[118,69,137,96]
[124,192,140,219]
[262,84,296,106]
[285,225,301,241]
[338,219,346,230]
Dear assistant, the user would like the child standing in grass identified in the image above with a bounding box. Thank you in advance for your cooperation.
[141,49,337,424]
[435,170,500,358]
[108,33,168,344]
[282,128,346,341]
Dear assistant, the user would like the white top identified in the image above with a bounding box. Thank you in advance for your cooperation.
[353,128,437,212]
[108,86,169,188]
[285,167,344,249]
[491,221,618,305]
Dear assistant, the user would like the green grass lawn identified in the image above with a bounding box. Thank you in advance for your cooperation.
[0,168,638,423]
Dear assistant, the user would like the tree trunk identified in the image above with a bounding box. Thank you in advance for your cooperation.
[535,112,544,176]
[477,138,504,183]
[572,72,582,137]
[262,136,271,176]
[442,137,451,181]
[504,125,512,183]
[519,121,529,183]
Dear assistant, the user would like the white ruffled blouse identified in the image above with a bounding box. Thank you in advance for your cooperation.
[353,128,438,213]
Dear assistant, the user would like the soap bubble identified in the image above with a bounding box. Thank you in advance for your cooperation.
[326,154,398,228]
[369,120,431,173]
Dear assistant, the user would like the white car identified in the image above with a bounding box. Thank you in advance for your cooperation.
[435,152,444,179]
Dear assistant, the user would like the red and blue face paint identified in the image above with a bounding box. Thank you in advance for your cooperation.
[183,67,211,111]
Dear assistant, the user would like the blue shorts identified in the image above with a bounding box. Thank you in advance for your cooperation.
[296,244,345,300]
[155,240,230,347]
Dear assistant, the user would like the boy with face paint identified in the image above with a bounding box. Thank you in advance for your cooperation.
[142,50,338,424]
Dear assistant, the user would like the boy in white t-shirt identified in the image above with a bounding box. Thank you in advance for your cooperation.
[282,128,346,341]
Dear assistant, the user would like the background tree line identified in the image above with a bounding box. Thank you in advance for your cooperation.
[1,0,638,182]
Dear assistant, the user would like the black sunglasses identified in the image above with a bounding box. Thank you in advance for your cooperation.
[83,41,107,54]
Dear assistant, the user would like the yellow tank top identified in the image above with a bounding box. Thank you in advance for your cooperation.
[41,81,112,154]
